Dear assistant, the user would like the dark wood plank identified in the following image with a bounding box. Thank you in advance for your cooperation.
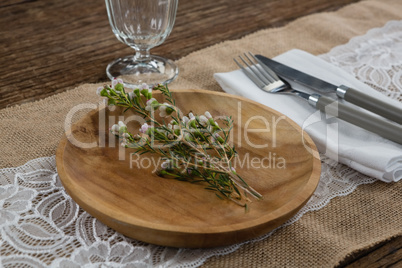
[0,0,35,9]
[337,236,402,268]
[0,0,359,108]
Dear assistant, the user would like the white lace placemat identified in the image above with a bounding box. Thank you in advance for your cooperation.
[0,20,401,267]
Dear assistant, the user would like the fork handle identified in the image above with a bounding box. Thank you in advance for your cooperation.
[336,85,402,124]
[312,95,402,144]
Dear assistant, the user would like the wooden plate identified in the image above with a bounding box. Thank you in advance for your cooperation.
[56,89,321,248]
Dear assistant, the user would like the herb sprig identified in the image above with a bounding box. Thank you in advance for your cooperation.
[98,79,262,208]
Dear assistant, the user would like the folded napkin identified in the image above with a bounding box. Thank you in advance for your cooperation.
[214,49,402,182]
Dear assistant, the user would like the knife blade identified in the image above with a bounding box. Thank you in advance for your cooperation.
[255,54,402,124]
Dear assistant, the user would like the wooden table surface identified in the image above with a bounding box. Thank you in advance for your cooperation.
[0,0,400,266]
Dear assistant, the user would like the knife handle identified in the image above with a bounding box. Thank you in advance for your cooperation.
[313,95,402,145]
[336,85,402,124]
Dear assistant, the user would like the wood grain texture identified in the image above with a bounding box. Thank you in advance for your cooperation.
[337,235,402,268]
[56,90,321,248]
[2,0,400,264]
[0,0,360,108]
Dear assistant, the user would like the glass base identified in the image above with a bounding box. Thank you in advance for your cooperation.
[106,55,179,88]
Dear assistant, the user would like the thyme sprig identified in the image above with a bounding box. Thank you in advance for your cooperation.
[97,79,263,208]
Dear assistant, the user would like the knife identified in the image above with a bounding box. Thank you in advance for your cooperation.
[255,54,402,124]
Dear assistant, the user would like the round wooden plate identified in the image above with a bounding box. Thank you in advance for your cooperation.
[56,89,321,248]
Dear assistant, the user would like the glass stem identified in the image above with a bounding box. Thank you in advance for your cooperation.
[134,49,151,63]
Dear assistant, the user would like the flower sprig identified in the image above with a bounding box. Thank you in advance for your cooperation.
[98,79,263,208]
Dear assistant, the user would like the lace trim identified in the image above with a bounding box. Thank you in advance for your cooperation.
[1,20,401,267]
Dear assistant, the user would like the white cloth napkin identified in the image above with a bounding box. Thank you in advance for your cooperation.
[214,49,402,182]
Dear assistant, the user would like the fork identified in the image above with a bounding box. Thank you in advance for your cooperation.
[234,52,402,145]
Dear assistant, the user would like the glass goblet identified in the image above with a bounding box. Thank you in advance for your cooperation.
[105,0,179,88]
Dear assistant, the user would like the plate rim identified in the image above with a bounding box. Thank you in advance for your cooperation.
[56,89,321,239]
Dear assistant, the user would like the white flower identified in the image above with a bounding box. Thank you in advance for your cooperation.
[159,105,167,117]
[139,123,149,134]
[110,124,120,135]
[161,160,170,169]
[188,112,195,119]
[121,139,128,147]
[188,116,197,128]
[96,86,103,96]
[111,121,127,135]
[199,115,208,126]
[182,116,189,124]
[118,121,127,131]
[204,111,212,119]
[184,132,192,142]
[111,78,124,89]
[145,98,157,111]
[172,125,180,136]
[139,83,150,91]
[211,132,221,143]
[158,103,170,118]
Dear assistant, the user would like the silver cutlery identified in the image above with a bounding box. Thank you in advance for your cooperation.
[255,54,402,124]
[234,52,402,145]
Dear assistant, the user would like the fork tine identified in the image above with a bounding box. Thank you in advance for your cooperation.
[248,52,281,82]
[243,53,275,84]
[233,57,265,89]
[235,53,288,93]
[238,54,272,86]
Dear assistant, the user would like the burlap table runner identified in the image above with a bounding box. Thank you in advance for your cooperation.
[0,0,401,266]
